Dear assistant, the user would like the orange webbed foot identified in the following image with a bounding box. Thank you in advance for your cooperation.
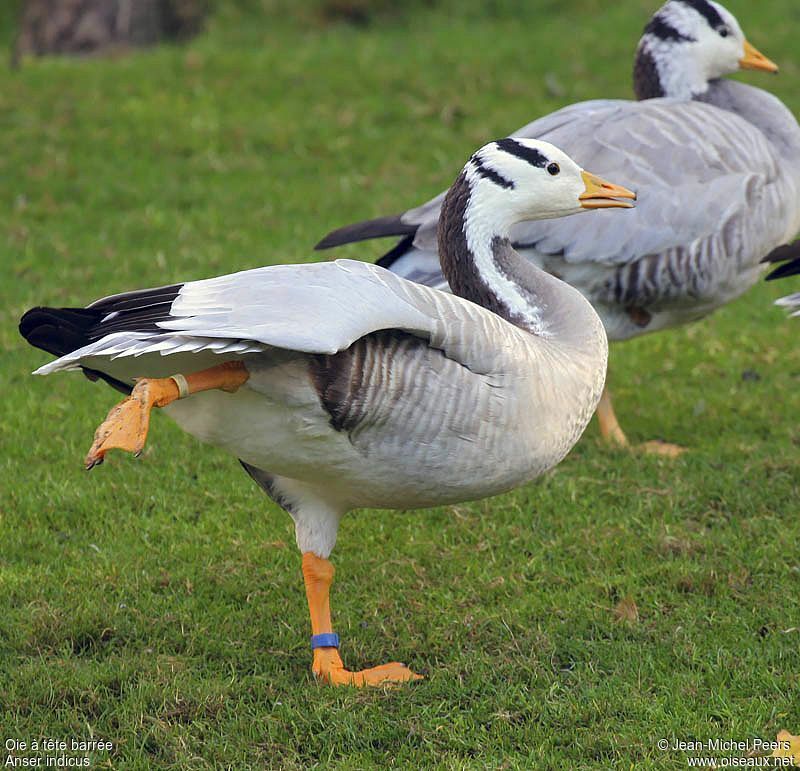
[596,389,687,458]
[85,377,179,469]
[312,647,423,687]
[638,440,687,458]
[302,553,422,688]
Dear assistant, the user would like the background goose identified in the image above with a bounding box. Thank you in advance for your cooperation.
[763,243,800,315]
[19,139,634,687]
[775,293,800,316]
[316,0,795,455]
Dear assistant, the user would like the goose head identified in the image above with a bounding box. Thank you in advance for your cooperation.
[634,0,778,101]
[438,138,635,332]
[459,137,636,235]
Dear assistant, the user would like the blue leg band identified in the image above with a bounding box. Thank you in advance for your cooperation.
[311,633,340,649]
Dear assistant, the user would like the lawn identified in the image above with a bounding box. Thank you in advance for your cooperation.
[2,0,800,768]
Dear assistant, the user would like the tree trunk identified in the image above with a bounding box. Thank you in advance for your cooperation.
[14,0,207,60]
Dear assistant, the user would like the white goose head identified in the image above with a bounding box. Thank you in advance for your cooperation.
[438,138,635,333]
[634,0,778,101]
[461,138,634,231]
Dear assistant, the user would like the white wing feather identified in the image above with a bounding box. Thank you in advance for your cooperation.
[407,98,783,267]
[35,260,521,378]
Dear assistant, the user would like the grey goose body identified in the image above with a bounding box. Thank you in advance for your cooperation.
[319,0,797,343]
[381,86,800,341]
[316,0,796,450]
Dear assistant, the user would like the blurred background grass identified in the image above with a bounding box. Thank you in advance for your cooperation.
[2,1,800,769]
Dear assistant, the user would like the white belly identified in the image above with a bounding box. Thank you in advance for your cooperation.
[163,348,599,512]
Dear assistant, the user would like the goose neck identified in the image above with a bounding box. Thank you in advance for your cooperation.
[699,80,800,168]
[437,172,546,336]
[633,42,709,101]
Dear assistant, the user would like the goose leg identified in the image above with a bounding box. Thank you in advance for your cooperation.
[302,552,422,687]
[85,361,249,469]
[596,385,686,457]
[596,386,628,447]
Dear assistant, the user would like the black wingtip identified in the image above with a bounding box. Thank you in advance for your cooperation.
[19,305,133,395]
[19,306,95,357]
[19,306,52,340]
[315,214,418,251]
[767,258,800,282]
[762,240,800,282]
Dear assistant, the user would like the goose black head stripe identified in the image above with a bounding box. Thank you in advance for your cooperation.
[644,14,696,43]
[675,0,725,30]
[495,138,549,169]
[470,155,515,190]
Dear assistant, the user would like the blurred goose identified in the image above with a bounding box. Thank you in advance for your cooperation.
[763,242,800,315]
[776,295,800,315]
[775,291,800,317]
[19,139,634,687]
[316,0,794,455]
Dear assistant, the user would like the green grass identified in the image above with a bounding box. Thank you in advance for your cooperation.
[2,1,800,768]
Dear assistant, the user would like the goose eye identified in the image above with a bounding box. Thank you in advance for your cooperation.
[718,26,730,38]
[547,162,560,176]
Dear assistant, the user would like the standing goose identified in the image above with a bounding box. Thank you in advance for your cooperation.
[19,139,635,687]
[316,0,794,455]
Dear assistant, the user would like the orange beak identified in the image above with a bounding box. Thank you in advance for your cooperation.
[740,40,779,73]
[579,171,636,210]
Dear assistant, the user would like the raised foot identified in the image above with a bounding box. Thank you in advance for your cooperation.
[313,649,422,687]
[85,378,178,469]
[638,440,687,458]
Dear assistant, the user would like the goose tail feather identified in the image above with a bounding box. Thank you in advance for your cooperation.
[315,214,417,251]
[19,306,133,394]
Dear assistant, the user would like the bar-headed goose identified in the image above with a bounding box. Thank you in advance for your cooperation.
[19,139,634,687]
[316,0,794,456]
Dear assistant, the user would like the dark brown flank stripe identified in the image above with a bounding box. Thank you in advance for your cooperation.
[644,253,659,286]
[309,330,426,435]
[666,252,681,288]
[625,260,641,305]
[309,338,364,433]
